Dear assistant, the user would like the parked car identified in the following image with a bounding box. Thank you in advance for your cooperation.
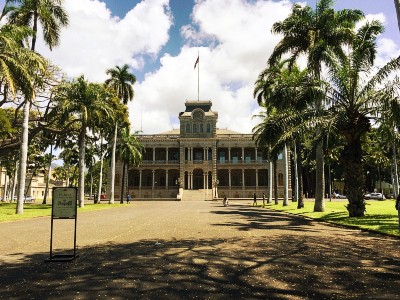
[333,193,346,199]
[13,195,35,203]
[364,192,385,200]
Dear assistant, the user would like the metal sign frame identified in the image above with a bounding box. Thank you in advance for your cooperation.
[45,187,79,262]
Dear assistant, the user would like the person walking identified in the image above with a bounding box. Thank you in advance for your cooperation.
[126,194,131,204]
[262,192,266,207]
[253,192,258,207]
[223,196,229,207]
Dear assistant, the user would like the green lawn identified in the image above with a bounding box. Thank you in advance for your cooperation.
[0,202,125,223]
[262,199,400,237]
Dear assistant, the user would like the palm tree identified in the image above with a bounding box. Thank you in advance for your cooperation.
[116,127,142,203]
[254,60,319,207]
[8,0,69,51]
[6,0,68,214]
[320,21,400,216]
[269,0,364,212]
[55,76,113,207]
[104,64,136,204]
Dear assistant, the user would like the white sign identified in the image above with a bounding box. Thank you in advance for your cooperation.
[52,188,77,219]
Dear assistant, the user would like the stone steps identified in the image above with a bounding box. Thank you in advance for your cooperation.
[182,189,213,201]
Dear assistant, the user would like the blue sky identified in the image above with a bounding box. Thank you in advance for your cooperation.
[2,0,400,134]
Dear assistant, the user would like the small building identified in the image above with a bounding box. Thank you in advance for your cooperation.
[108,100,291,200]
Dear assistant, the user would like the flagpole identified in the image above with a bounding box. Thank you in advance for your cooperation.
[197,49,200,102]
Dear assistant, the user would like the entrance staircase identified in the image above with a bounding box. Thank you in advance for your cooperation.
[182,189,213,201]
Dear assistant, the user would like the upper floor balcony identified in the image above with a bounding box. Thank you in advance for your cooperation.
[140,159,180,165]
[217,158,269,165]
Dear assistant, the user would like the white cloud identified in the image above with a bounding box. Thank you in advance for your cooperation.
[132,0,293,134]
[36,0,172,82]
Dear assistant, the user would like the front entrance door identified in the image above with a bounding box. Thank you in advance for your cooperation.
[193,169,204,189]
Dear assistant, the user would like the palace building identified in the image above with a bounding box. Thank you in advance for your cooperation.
[108,100,290,201]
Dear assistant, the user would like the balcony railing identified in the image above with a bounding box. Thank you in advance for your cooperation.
[141,160,180,165]
[217,159,268,164]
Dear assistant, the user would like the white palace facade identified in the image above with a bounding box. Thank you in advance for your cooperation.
[108,100,290,201]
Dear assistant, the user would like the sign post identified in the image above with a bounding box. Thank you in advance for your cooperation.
[45,187,79,262]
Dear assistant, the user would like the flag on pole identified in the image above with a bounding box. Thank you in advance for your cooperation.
[194,55,199,69]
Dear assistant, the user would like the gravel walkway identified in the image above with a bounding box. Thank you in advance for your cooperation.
[1,200,400,299]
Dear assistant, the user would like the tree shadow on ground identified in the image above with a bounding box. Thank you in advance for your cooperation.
[210,203,320,233]
[2,234,400,299]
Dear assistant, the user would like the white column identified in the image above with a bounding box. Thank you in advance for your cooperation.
[268,159,273,202]
[228,147,231,161]
[242,147,245,162]
[255,148,258,162]
[191,147,194,161]
[152,170,155,188]
[229,169,231,187]
[166,148,169,163]
[153,148,156,162]
[206,173,209,189]
[165,170,168,189]
[242,169,245,188]
[203,173,206,189]
[256,169,259,188]
[139,170,142,188]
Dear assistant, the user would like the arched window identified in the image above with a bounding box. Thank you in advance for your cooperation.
[278,173,284,186]
[193,124,197,133]
[200,123,204,133]
[207,123,211,133]
[186,123,190,133]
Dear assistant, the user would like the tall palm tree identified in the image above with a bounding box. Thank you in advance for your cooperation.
[254,60,319,207]
[116,127,142,203]
[7,0,68,214]
[325,21,400,216]
[104,64,136,204]
[55,76,113,207]
[8,0,69,51]
[269,0,364,212]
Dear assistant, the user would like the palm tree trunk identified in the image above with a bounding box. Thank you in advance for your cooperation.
[296,138,304,208]
[268,155,273,204]
[395,0,400,31]
[43,144,53,204]
[78,125,86,208]
[342,138,366,217]
[66,163,70,187]
[97,135,104,204]
[3,170,8,202]
[283,143,289,206]
[16,100,30,214]
[314,138,325,212]
[11,160,18,203]
[293,141,298,203]
[392,133,399,198]
[31,10,38,51]
[120,161,126,203]
[109,122,117,204]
